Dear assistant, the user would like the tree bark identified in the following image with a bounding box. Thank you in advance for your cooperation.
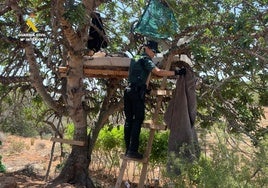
[49,54,95,187]
[46,0,96,185]
[8,0,117,187]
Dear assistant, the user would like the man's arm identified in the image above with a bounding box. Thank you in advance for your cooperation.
[151,67,175,77]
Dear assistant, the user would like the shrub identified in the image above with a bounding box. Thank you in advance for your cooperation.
[0,141,6,173]
[96,125,124,151]
[139,128,169,164]
[163,130,268,188]
[9,140,25,153]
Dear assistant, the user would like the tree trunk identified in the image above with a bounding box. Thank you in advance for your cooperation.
[49,54,95,187]
[47,1,110,186]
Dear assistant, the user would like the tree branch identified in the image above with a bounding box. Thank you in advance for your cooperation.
[25,43,66,114]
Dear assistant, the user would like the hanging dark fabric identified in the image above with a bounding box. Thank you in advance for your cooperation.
[134,0,178,39]
[87,12,108,52]
[164,63,200,175]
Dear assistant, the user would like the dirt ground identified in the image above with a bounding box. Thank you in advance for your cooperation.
[0,107,267,188]
[0,133,147,188]
[0,135,63,187]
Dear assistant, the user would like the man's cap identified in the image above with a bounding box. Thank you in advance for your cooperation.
[144,40,160,53]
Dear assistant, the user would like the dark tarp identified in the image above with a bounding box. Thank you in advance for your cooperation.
[164,63,200,175]
[134,0,178,39]
[87,12,108,52]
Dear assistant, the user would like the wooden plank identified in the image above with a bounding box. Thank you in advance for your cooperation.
[120,154,147,163]
[143,120,166,130]
[83,68,128,78]
[84,56,131,67]
[83,56,166,67]
[151,89,173,96]
[58,67,169,78]
[58,67,128,78]
[51,137,85,146]
[115,158,128,188]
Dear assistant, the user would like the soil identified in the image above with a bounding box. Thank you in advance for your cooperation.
[0,135,61,187]
[0,135,115,188]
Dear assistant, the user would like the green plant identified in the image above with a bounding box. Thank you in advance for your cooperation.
[0,141,6,173]
[163,128,268,188]
[139,128,169,164]
[96,125,124,151]
[65,123,75,139]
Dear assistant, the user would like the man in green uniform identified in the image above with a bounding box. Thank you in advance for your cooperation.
[124,40,186,159]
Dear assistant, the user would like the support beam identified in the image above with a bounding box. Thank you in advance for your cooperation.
[50,137,85,146]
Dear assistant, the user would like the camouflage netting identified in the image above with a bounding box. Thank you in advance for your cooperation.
[134,0,178,39]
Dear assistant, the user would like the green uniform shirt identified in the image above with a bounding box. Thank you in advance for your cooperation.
[128,54,156,86]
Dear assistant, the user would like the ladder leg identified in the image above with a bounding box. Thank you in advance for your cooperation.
[138,129,156,188]
[138,162,149,188]
[115,159,128,188]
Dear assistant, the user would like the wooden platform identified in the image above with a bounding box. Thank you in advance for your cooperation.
[58,56,178,78]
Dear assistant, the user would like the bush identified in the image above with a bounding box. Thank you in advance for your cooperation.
[164,131,268,188]
[96,125,124,151]
[0,141,6,173]
[91,124,268,187]
[9,140,25,153]
[139,128,169,164]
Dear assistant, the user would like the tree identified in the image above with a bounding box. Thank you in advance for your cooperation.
[0,0,267,187]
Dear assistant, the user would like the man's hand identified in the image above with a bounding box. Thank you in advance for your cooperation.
[174,67,186,76]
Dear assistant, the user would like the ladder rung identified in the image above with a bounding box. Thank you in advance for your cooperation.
[151,89,172,96]
[120,154,148,163]
[143,120,166,130]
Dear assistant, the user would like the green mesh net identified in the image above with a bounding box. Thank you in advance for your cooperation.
[134,0,178,39]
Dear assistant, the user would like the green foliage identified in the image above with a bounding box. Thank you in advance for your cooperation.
[0,155,5,173]
[64,123,75,139]
[91,125,267,187]
[0,91,51,137]
[140,129,169,164]
[63,3,87,26]
[0,141,6,173]
[259,73,268,106]
[252,135,268,186]
[164,128,268,188]
[95,125,168,162]
[95,125,124,150]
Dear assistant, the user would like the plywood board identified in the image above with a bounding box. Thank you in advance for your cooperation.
[58,56,182,78]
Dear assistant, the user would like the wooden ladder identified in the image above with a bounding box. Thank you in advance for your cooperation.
[115,58,173,188]
[115,119,166,188]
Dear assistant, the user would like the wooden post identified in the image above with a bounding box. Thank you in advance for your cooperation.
[115,159,128,188]
[138,128,156,188]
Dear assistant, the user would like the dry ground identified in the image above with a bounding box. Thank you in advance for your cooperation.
[0,135,64,187]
